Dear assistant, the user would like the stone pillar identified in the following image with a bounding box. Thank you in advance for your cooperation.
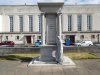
[23,15,29,32]
[2,15,10,32]
[33,15,39,32]
[31,36,33,44]
[72,14,77,31]
[14,15,19,32]
[41,13,45,45]
[34,35,37,43]
[82,14,87,31]
[0,15,2,32]
[58,13,62,37]
[62,14,68,32]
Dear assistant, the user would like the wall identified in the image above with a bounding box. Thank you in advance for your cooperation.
[92,13,100,31]
[0,46,100,56]
[0,5,100,43]
[0,15,2,32]
[0,47,40,55]
[0,5,100,32]
[62,5,100,32]
[0,6,41,32]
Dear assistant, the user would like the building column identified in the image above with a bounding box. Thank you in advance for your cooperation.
[58,13,62,37]
[31,36,33,44]
[34,35,37,43]
[14,15,19,32]
[2,15,10,32]
[62,14,68,32]
[23,15,29,32]
[33,15,40,32]
[24,36,27,45]
[97,34,100,43]
[0,15,2,32]
[41,13,45,45]
[72,14,77,31]
[82,14,87,31]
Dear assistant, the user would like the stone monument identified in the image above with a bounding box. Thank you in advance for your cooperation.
[29,2,75,66]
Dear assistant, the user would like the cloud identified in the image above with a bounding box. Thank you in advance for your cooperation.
[37,0,64,2]
[0,0,37,5]
[65,0,100,4]
[79,0,100,4]
[0,0,64,5]
[0,0,100,5]
[64,0,77,4]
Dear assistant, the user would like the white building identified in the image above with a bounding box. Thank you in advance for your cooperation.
[0,3,100,45]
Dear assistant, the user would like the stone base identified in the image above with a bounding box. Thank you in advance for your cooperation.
[39,45,56,61]
[28,45,75,66]
[62,56,76,66]
[28,56,57,66]
[28,56,76,66]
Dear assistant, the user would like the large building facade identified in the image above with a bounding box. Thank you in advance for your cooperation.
[0,3,100,45]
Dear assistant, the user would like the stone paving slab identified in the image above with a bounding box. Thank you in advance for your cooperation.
[0,59,100,75]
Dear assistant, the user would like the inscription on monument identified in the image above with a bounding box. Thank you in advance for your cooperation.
[46,15,56,45]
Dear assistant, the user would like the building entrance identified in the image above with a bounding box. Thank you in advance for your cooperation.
[46,14,56,45]
[70,35,75,45]
[66,35,75,45]
[26,36,31,44]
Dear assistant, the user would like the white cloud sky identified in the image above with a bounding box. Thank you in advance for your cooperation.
[65,0,100,4]
[79,0,100,4]
[0,0,100,5]
[37,0,64,2]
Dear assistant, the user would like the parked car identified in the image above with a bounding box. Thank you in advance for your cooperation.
[75,40,93,47]
[0,41,15,47]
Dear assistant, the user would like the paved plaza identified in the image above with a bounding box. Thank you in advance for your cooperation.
[0,59,100,75]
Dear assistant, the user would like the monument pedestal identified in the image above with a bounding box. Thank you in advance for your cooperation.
[39,45,56,62]
[28,45,57,66]
[28,45,76,66]
[28,56,75,66]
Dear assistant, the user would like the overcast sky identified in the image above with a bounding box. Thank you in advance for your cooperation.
[0,0,100,5]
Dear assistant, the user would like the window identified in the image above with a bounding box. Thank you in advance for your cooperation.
[9,16,13,32]
[77,15,82,31]
[29,15,33,32]
[19,16,23,32]
[68,15,72,31]
[38,15,42,32]
[87,15,92,31]
[91,35,95,39]
[81,41,85,43]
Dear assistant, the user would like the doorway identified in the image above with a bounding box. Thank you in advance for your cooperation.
[70,35,75,45]
[26,36,31,44]
[66,35,75,45]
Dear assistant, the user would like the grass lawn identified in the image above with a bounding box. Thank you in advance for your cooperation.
[64,53,99,60]
[0,53,40,61]
[0,52,100,61]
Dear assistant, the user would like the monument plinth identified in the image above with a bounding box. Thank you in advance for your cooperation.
[29,2,75,66]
